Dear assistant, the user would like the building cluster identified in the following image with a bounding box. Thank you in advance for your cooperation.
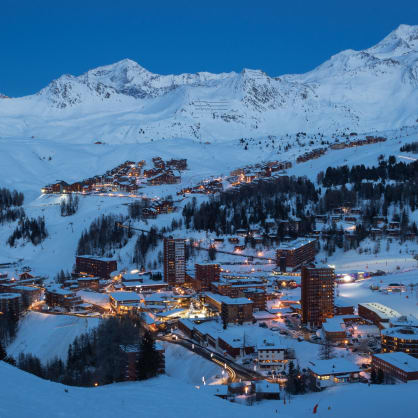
[299,265,418,383]
[296,147,327,163]
[140,199,176,219]
[311,206,417,242]
[0,270,43,317]
[178,318,293,362]
[178,178,223,196]
[144,157,185,186]
[227,160,292,187]
[41,157,187,195]
[41,256,119,312]
[330,135,387,150]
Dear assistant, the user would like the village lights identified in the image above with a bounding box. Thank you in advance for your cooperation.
[342,275,353,283]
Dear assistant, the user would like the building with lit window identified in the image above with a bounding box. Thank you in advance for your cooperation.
[0,293,22,318]
[75,256,117,279]
[257,340,286,371]
[221,297,253,324]
[381,326,418,358]
[45,287,82,311]
[358,302,401,329]
[308,359,360,390]
[194,264,220,291]
[301,266,335,328]
[276,238,317,269]
[109,291,141,314]
[372,352,418,382]
[163,238,185,286]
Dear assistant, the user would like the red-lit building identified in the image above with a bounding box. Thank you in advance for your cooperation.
[75,256,117,280]
[194,264,221,291]
[276,238,317,269]
[0,293,22,319]
[372,352,418,382]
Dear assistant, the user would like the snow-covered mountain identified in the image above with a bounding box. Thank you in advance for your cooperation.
[0,24,417,143]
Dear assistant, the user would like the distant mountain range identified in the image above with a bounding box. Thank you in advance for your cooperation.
[0,24,417,143]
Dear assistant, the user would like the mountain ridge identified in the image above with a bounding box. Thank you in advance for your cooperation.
[0,24,417,143]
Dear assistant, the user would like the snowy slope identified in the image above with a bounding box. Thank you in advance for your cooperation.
[1,361,418,418]
[0,25,417,143]
[7,312,100,363]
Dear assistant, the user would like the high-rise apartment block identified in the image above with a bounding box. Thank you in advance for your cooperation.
[163,237,185,286]
[301,266,335,328]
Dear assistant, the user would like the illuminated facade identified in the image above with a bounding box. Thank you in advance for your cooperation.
[301,266,335,328]
[75,256,117,279]
[163,238,185,286]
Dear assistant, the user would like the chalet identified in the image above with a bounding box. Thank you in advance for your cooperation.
[308,359,360,390]
[166,159,187,170]
[155,200,175,214]
[147,172,181,186]
[152,157,165,169]
[142,208,158,219]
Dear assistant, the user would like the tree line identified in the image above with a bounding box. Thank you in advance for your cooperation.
[12,317,163,387]
[77,214,132,257]
[400,141,418,153]
[7,216,48,247]
[60,194,79,217]
[318,157,418,187]
[0,187,24,210]
[0,187,25,225]
[182,176,318,236]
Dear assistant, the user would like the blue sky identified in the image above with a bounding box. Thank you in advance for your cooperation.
[1,0,417,97]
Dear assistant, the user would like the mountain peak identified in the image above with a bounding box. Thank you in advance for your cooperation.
[366,24,418,58]
[391,24,418,41]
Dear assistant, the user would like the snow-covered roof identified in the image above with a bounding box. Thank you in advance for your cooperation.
[205,292,252,305]
[374,352,418,373]
[156,308,185,318]
[381,325,418,340]
[109,291,141,302]
[277,238,315,250]
[11,285,40,292]
[359,302,401,320]
[322,317,346,333]
[76,255,116,262]
[0,292,21,299]
[308,359,360,376]
[257,339,285,350]
[255,381,280,393]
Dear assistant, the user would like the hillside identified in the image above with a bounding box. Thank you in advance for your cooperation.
[0,25,417,144]
[0,361,417,418]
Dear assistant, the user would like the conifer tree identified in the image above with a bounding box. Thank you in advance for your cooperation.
[0,340,7,361]
[137,331,161,380]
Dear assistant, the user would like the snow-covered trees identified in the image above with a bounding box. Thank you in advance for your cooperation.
[60,194,79,216]
[77,214,131,256]
[7,217,47,246]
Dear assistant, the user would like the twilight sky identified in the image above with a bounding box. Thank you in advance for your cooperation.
[1,0,417,97]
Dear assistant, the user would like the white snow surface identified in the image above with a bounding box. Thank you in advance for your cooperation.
[7,312,99,364]
[0,25,417,143]
[1,361,418,418]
